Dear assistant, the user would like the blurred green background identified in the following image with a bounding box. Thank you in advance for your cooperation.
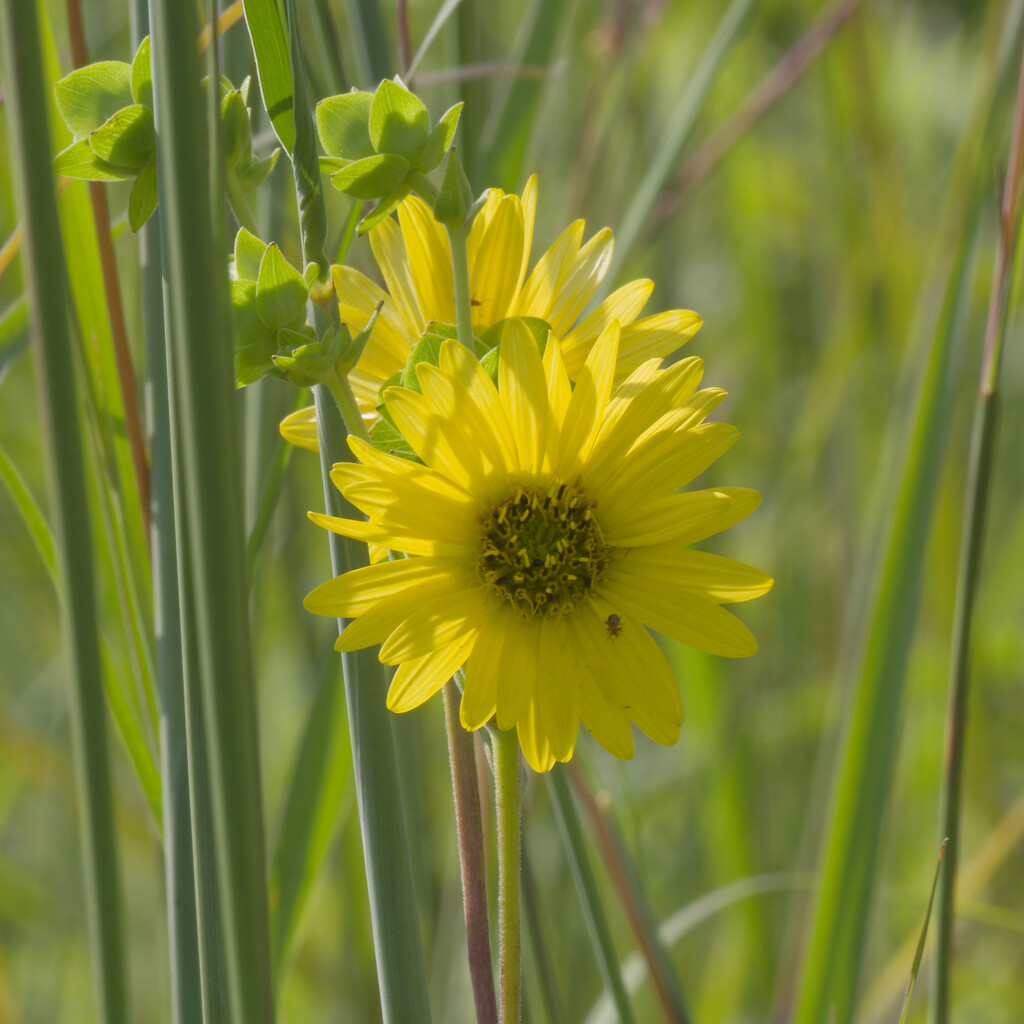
[2,0,1023,1022]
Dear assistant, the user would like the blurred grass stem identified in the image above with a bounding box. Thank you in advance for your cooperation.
[1,1,128,1019]
[494,727,522,1024]
[929,41,1024,1024]
[444,682,498,1024]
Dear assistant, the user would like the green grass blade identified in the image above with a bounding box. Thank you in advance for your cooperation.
[269,655,351,977]
[149,1,275,1021]
[476,0,575,190]
[0,442,56,574]
[790,12,1024,1021]
[0,298,29,379]
[1,2,127,1020]
[901,841,948,1024]
[242,0,296,152]
[312,382,434,1024]
[608,0,758,284]
[548,767,637,1024]
[406,0,465,79]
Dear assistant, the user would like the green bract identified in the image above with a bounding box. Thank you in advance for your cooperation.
[52,40,279,232]
[316,78,463,234]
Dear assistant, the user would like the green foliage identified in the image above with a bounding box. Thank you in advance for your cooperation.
[54,60,134,137]
[433,149,473,227]
[317,79,463,232]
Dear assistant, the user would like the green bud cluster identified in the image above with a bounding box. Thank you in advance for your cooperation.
[315,78,464,234]
[52,38,278,232]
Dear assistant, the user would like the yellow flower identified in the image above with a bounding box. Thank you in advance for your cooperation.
[280,176,702,450]
[304,320,771,772]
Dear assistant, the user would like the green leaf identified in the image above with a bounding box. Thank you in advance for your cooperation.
[433,148,472,226]
[128,154,158,232]
[331,153,410,200]
[241,0,296,152]
[255,243,308,330]
[0,300,30,384]
[234,227,268,282]
[316,91,374,160]
[898,841,948,1024]
[356,187,409,234]
[369,415,418,462]
[130,36,152,107]
[231,279,277,386]
[479,345,499,384]
[237,148,281,193]
[53,139,136,181]
[88,104,155,171]
[54,60,133,137]
[479,316,549,353]
[418,102,463,172]
[368,80,430,162]
[399,330,447,394]
[221,90,251,171]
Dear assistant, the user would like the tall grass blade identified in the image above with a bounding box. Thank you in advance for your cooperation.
[242,0,296,152]
[608,0,758,284]
[132,0,205,1014]
[149,0,275,1020]
[549,767,636,1024]
[789,10,1024,1016]
[343,0,393,86]
[901,841,948,1024]
[313,382,433,1023]
[1,2,127,1020]
[930,42,1024,1023]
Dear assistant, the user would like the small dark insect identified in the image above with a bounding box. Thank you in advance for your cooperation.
[470,297,482,307]
[519,494,529,507]
[605,613,623,639]
[531,558,544,569]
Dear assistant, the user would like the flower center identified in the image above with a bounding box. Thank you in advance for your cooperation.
[477,481,608,619]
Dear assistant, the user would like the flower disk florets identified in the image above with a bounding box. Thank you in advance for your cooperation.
[477,481,608,620]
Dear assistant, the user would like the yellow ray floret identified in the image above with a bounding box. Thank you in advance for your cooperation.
[304,320,771,772]
[282,175,703,448]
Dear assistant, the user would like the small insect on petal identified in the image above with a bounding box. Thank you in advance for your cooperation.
[605,613,623,639]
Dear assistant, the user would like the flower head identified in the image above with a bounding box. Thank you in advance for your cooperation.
[304,320,771,772]
[281,177,702,448]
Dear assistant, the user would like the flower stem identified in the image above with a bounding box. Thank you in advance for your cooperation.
[493,727,522,1024]
[443,682,498,1024]
[446,222,477,353]
[325,372,372,445]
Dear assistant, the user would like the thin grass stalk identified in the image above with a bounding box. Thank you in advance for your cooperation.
[549,767,635,1024]
[131,0,205,1014]
[493,726,522,1024]
[444,681,498,1024]
[522,850,564,1024]
[929,43,1024,1024]
[148,0,274,1020]
[0,2,127,1020]
[345,0,393,85]
[567,763,689,1024]
[312,382,434,1023]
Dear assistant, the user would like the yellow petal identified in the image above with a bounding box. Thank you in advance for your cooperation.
[560,278,653,378]
[387,631,477,713]
[438,339,519,471]
[612,549,774,603]
[617,310,702,378]
[379,587,488,663]
[556,320,619,476]
[498,319,550,475]
[465,187,504,271]
[518,175,538,295]
[279,405,320,452]
[517,703,555,773]
[601,487,761,548]
[369,216,426,332]
[304,555,455,617]
[461,612,515,730]
[493,612,538,732]
[542,329,571,428]
[332,264,416,375]
[515,219,584,318]
[398,195,455,323]
[593,421,739,515]
[333,575,466,650]
[601,574,758,658]
[544,228,614,339]
[468,194,524,327]
[535,616,579,763]
[307,510,464,558]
